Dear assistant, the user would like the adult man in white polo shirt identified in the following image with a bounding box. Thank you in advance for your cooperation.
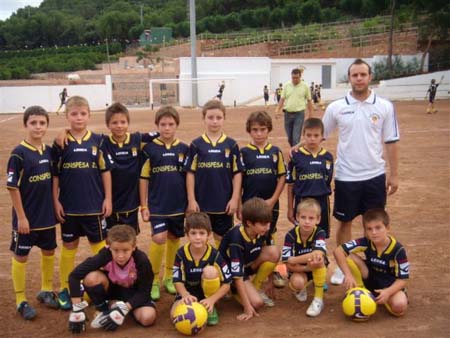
[322,58,399,285]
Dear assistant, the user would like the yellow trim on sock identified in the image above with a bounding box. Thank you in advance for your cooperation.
[164,238,180,280]
[312,266,327,299]
[41,254,55,291]
[12,258,27,306]
[202,277,220,298]
[252,261,276,290]
[59,247,77,290]
[149,241,165,281]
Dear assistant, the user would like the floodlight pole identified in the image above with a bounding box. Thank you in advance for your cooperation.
[189,0,198,107]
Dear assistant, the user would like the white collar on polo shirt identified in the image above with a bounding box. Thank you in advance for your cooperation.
[345,90,376,105]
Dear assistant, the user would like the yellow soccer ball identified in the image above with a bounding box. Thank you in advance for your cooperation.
[173,301,208,336]
[342,287,377,321]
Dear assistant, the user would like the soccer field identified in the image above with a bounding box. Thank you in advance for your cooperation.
[0,100,448,337]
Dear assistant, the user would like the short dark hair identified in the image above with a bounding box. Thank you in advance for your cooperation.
[242,197,272,227]
[348,58,372,76]
[246,111,272,133]
[291,68,302,76]
[303,118,324,135]
[202,99,226,118]
[155,106,180,125]
[185,212,212,234]
[23,105,49,126]
[362,208,390,228]
[105,102,130,125]
[106,224,137,246]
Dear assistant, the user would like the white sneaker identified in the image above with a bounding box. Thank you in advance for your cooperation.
[90,310,109,329]
[294,288,308,302]
[330,267,345,285]
[306,298,324,317]
[258,290,275,307]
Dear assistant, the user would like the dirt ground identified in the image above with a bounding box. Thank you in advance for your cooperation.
[0,99,448,338]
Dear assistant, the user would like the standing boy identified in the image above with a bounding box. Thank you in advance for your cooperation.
[7,106,59,319]
[275,83,283,104]
[282,199,328,317]
[52,96,112,310]
[426,77,442,114]
[263,86,269,106]
[219,198,280,320]
[334,208,409,316]
[287,118,333,238]
[185,99,243,247]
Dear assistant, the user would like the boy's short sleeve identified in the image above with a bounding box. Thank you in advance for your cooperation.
[140,147,151,179]
[312,229,327,255]
[172,249,185,284]
[341,237,369,255]
[214,251,232,284]
[228,243,245,279]
[394,247,409,280]
[231,143,244,174]
[276,150,287,177]
[140,131,160,144]
[51,143,63,176]
[281,230,295,262]
[184,143,198,173]
[286,159,295,184]
[6,151,23,189]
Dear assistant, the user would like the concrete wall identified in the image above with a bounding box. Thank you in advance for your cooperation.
[0,76,112,114]
[179,57,271,106]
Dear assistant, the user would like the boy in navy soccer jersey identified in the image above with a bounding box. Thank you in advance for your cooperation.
[334,208,409,317]
[185,99,243,247]
[7,106,59,320]
[282,199,328,317]
[52,96,112,310]
[287,118,333,238]
[219,198,280,321]
[67,225,156,333]
[171,212,231,326]
[101,102,159,234]
[139,106,189,301]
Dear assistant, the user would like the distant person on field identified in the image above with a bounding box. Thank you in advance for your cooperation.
[275,83,283,103]
[263,85,269,106]
[56,88,68,115]
[426,77,442,114]
[216,81,225,101]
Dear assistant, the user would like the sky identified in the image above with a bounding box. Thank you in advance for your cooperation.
[0,0,43,21]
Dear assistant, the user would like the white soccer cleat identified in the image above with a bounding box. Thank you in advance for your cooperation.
[258,290,275,307]
[294,288,308,302]
[330,267,345,285]
[306,298,324,317]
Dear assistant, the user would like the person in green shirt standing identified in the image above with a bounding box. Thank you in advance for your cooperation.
[276,68,313,146]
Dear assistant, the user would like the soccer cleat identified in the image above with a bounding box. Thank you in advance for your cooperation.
[258,290,275,307]
[17,301,37,320]
[163,278,176,295]
[294,288,308,302]
[37,291,59,309]
[91,310,110,329]
[151,283,160,301]
[272,271,287,288]
[330,267,345,285]
[58,288,72,311]
[207,307,219,326]
[323,282,329,292]
[306,298,324,317]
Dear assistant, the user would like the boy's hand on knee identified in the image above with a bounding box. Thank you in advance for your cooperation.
[374,289,390,305]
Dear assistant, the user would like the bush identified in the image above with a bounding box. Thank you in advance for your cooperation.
[372,56,420,81]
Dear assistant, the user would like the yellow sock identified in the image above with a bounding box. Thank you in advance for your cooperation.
[149,241,164,284]
[312,266,327,299]
[252,261,276,290]
[41,254,55,292]
[90,240,106,255]
[346,257,364,287]
[214,238,221,249]
[12,258,27,306]
[164,238,180,280]
[59,246,77,290]
[202,277,220,298]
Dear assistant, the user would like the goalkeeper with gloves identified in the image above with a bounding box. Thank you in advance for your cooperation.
[68,225,156,333]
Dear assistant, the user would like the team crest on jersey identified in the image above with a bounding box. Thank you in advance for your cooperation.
[92,146,97,156]
[326,161,331,170]
[131,147,138,157]
[178,153,185,163]
[272,153,278,163]
[7,169,14,183]
[370,113,380,124]
[224,148,230,158]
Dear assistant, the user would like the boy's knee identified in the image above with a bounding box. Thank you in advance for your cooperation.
[253,297,264,310]
[137,311,156,327]
[264,245,280,262]
[152,232,167,245]
[83,271,106,286]
[289,274,306,291]
[389,298,408,317]
[202,266,219,280]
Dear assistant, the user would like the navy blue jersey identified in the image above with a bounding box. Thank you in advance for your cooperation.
[173,243,231,299]
[140,138,189,216]
[6,141,56,230]
[287,146,333,198]
[341,236,409,288]
[52,131,110,215]
[101,132,158,213]
[184,134,243,213]
[219,225,265,279]
[241,143,286,211]
[282,226,327,262]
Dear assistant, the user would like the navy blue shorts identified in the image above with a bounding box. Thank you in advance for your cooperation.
[333,174,386,222]
[61,215,107,243]
[10,228,57,256]
[208,213,233,237]
[295,195,331,238]
[106,209,140,234]
[150,215,185,238]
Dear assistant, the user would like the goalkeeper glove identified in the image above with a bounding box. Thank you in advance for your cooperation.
[69,301,89,334]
